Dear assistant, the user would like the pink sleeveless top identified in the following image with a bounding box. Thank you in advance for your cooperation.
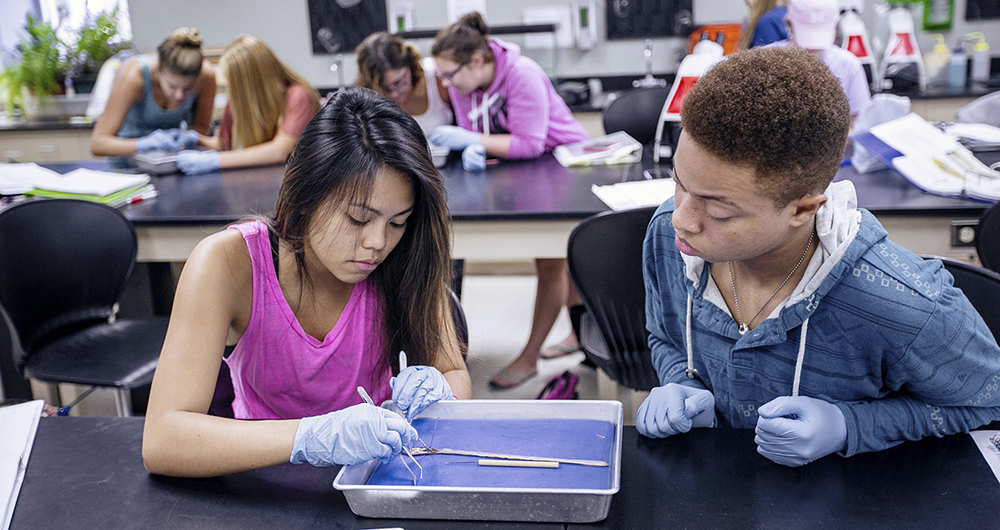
[225,220,391,420]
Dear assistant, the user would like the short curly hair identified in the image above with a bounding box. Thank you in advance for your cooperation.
[680,46,850,208]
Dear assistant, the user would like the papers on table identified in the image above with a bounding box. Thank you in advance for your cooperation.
[851,113,1000,202]
[0,163,154,207]
[554,131,643,167]
[592,178,676,211]
[970,430,1000,485]
[1,400,43,530]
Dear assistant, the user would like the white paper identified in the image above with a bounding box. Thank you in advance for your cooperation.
[970,430,1000,485]
[0,164,61,195]
[592,179,676,211]
[1,400,44,530]
[0,164,149,197]
[869,113,961,159]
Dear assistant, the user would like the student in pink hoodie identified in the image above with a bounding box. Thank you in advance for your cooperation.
[429,12,590,389]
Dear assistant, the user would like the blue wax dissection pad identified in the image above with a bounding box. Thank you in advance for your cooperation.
[367,418,615,490]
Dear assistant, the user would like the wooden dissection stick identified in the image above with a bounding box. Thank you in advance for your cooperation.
[478,459,559,468]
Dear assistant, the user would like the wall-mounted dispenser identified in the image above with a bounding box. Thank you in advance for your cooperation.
[574,0,597,50]
[394,3,413,33]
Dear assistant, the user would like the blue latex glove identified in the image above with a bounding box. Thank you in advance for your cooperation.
[136,129,180,152]
[462,144,487,172]
[755,396,847,467]
[636,383,716,438]
[174,129,200,149]
[429,125,481,151]
[176,150,220,175]
[290,403,418,467]
[390,365,454,422]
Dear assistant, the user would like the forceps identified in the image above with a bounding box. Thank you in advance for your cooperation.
[357,385,423,484]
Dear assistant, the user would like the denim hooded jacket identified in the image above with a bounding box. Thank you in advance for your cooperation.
[644,181,1000,456]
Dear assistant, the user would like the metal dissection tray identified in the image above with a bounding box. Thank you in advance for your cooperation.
[130,150,179,175]
[333,399,623,523]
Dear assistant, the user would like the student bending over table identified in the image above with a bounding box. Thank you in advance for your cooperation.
[143,88,471,477]
[174,35,321,175]
[355,32,454,137]
[89,27,215,168]
[638,46,1000,467]
[428,12,591,389]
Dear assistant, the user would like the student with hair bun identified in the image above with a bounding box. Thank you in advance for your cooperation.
[429,12,590,389]
[175,34,321,175]
[355,32,453,136]
[428,12,588,171]
[90,27,216,167]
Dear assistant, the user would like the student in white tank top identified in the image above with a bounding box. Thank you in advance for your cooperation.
[355,33,454,136]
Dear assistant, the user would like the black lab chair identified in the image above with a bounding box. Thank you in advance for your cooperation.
[602,87,671,146]
[977,201,1000,274]
[568,207,660,391]
[0,199,167,416]
[920,255,1000,342]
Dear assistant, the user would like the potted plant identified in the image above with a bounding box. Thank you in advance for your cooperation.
[1,14,70,119]
[69,7,128,94]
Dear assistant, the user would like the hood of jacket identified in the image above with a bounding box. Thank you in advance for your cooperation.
[681,180,867,324]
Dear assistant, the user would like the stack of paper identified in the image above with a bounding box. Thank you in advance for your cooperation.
[1,400,43,530]
[554,131,643,167]
[592,178,676,211]
[851,113,1000,202]
[0,164,155,208]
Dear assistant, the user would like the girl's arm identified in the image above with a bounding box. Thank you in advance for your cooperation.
[89,60,145,156]
[142,230,300,477]
[480,134,512,159]
[217,130,299,169]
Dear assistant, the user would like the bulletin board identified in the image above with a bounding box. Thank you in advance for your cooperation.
[606,0,694,40]
[966,0,1000,19]
[307,0,388,55]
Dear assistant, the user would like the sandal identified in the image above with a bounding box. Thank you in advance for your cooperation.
[488,368,537,390]
[540,343,581,359]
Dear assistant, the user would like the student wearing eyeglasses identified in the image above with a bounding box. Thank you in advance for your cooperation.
[427,12,591,390]
[354,33,454,137]
[427,11,589,173]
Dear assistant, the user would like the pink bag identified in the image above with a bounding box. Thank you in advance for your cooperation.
[535,371,579,400]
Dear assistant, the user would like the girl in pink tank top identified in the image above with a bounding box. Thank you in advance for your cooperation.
[143,88,471,478]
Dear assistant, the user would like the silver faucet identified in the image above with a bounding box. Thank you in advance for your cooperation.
[633,40,666,88]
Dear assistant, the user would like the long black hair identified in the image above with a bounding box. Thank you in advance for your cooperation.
[272,88,458,372]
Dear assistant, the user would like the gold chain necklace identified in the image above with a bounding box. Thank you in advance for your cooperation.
[729,230,814,336]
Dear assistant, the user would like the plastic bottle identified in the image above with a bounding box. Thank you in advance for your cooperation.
[948,43,967,88]
[965,32,991,83]
[923,34,951,86]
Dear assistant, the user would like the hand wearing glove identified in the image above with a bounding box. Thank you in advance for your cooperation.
[462,144,487,172]
[290,403,418,467]
[176,150,220,175]
[636,383,715,438]
[755,395,847,467]
[174,129,200,149]
[136,129,180,152]
[391,365,455,422]
[429,125,482,151]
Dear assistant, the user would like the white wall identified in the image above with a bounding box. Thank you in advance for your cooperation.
[128,0,705,87]
[123,0,1000,88]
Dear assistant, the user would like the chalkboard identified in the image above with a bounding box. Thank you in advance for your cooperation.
[966,0,1000,19]
[307,0,388,55]
[606,0,694,40]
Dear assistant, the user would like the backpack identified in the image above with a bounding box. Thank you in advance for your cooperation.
[535,370,579,400]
